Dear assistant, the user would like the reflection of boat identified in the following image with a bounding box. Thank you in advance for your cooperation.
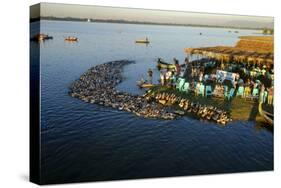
[135,38,149,44]
[31,33,53,42]
[234,31,239,33]
[157,59,176,70]
[258,102,273,126]
[65,36,78,42]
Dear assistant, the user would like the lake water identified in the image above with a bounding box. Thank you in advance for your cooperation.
[30,20,273,184]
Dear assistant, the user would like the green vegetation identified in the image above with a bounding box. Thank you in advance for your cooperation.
[262,28,274,35]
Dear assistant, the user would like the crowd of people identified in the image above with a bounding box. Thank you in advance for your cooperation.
[145,56,274,105]
[146,58,182,86]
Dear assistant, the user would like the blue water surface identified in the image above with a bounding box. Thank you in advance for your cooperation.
[31,20,273,184]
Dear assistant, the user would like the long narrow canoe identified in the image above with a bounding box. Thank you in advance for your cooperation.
[135,39,150,44]
[65,37,78,42]
[31,33,53,42]
[137,83,154,89]
[157,59,176,70]
[258,102,273,126]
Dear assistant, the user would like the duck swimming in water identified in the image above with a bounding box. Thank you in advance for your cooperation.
[69,60,178,120]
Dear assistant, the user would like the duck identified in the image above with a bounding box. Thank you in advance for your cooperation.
[183,101,189,110]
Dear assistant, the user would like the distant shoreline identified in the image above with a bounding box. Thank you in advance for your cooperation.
[30,17,267,31]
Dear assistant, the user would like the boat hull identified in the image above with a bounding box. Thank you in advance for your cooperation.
[157,62,176,70]
[258,102,273,126]
[65,39,78,42]
[135,40,149,44]
[137,83,154,89]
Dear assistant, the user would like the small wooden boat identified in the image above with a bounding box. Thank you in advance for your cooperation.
[139,83,154,88]
[65,36,78,42]
[135,38,149,44]
[157,59,176,70]
[31,33,53,42]
[137,81,154,89]
[258,102,273,126]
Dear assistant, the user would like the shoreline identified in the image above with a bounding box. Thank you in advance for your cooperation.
[31,18,268,31]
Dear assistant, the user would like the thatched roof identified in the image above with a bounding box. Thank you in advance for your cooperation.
[185,36,274,65]
[236,36,273,52]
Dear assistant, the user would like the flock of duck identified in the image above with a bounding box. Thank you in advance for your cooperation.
[69,60,232,124]
[147,92,232,125]
[69,60,177,120]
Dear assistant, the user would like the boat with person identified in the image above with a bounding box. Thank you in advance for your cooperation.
[136,80,154,89]
[156,58,176,70]
[31,33,53,42]
[65,36,78,42]
[258,102,273,126]
[135,37,150,44]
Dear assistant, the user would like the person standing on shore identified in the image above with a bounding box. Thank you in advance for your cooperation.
[185,57,189,67]
[199,71,203,82]
[259,84,265,103]
[147,68,153,84]
[174,58,181,76]
[267,86,274,105]
[160,69,167,86]
[170,71,176,87]
[195,82,201,96]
